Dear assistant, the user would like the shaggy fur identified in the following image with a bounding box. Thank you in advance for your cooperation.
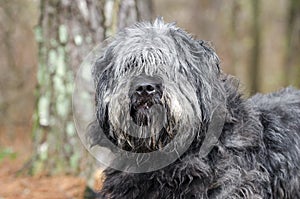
[89,19,300,198]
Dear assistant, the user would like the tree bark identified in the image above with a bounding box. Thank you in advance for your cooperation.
[30,0,152,177]
[31,0,106,176]
[285,0,300,87]
[249,0,261,94]
[229,0,239,76]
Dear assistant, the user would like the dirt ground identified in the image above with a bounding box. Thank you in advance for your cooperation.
[0,127,88,199]
[0,161,86,199]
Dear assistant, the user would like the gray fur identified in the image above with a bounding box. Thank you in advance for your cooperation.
[89,18,300,198]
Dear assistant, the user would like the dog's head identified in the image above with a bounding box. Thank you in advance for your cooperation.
[89,19,224,154]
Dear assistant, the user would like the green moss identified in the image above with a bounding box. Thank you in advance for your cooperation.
[66,122,75,136]
[53,75,65,93]
[34,26,43,43]
[38,95,50,126]
[56,94,70,117]
[59,24,68,44]
[56,46,66,76]
[74,35,83,46]
[70,152,80,170]
[38,143,48,161]
[0,148,17,162]
[50,38,58,47]
[48,49,57,73]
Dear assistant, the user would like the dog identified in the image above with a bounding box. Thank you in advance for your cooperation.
[88,18,300,198]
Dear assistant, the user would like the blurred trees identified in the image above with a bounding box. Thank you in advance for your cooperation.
[285,0,300,87]
[153,0,300,94]
[30,0,152,176]
[0,0,37,143]
[249,0,261,94]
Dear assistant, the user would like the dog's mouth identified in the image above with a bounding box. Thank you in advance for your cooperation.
[130,100,156,126]
[136,100,154,110]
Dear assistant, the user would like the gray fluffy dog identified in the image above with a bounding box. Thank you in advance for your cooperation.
[88,19,300,198]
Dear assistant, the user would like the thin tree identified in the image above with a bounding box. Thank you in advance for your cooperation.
[249,0,261,94]
[285,0,300,87]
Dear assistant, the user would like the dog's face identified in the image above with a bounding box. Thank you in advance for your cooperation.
[91,19,222,154]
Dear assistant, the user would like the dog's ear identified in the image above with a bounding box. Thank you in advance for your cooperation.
[90,45,116,148]
[197,40,220,74]
[190,40,225,123]
[92,45,115,89]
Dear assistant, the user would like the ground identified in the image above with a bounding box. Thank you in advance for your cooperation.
[0,127,87,199]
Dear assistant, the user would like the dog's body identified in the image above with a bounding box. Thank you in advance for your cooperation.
[89,19,300,198]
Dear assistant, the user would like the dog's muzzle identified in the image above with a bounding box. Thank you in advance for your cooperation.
[129,75,163,126]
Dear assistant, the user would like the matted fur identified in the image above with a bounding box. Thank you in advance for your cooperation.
[89,19,300,198]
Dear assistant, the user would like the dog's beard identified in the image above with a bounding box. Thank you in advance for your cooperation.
[129,92,163,126]
[109,101,175,153]
[107,86,201,153]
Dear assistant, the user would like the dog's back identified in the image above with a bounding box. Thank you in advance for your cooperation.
[250,87,300,198]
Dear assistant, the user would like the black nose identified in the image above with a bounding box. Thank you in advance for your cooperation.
[135,83,162,96]
[130,75,163,98]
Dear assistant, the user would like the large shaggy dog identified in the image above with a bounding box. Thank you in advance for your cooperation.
[88,19,300,198]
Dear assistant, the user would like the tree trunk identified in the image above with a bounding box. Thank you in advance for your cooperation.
[30,0,152,177]
[229,0,239,76]
[249,0,261,94]
[285,0,300,87]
